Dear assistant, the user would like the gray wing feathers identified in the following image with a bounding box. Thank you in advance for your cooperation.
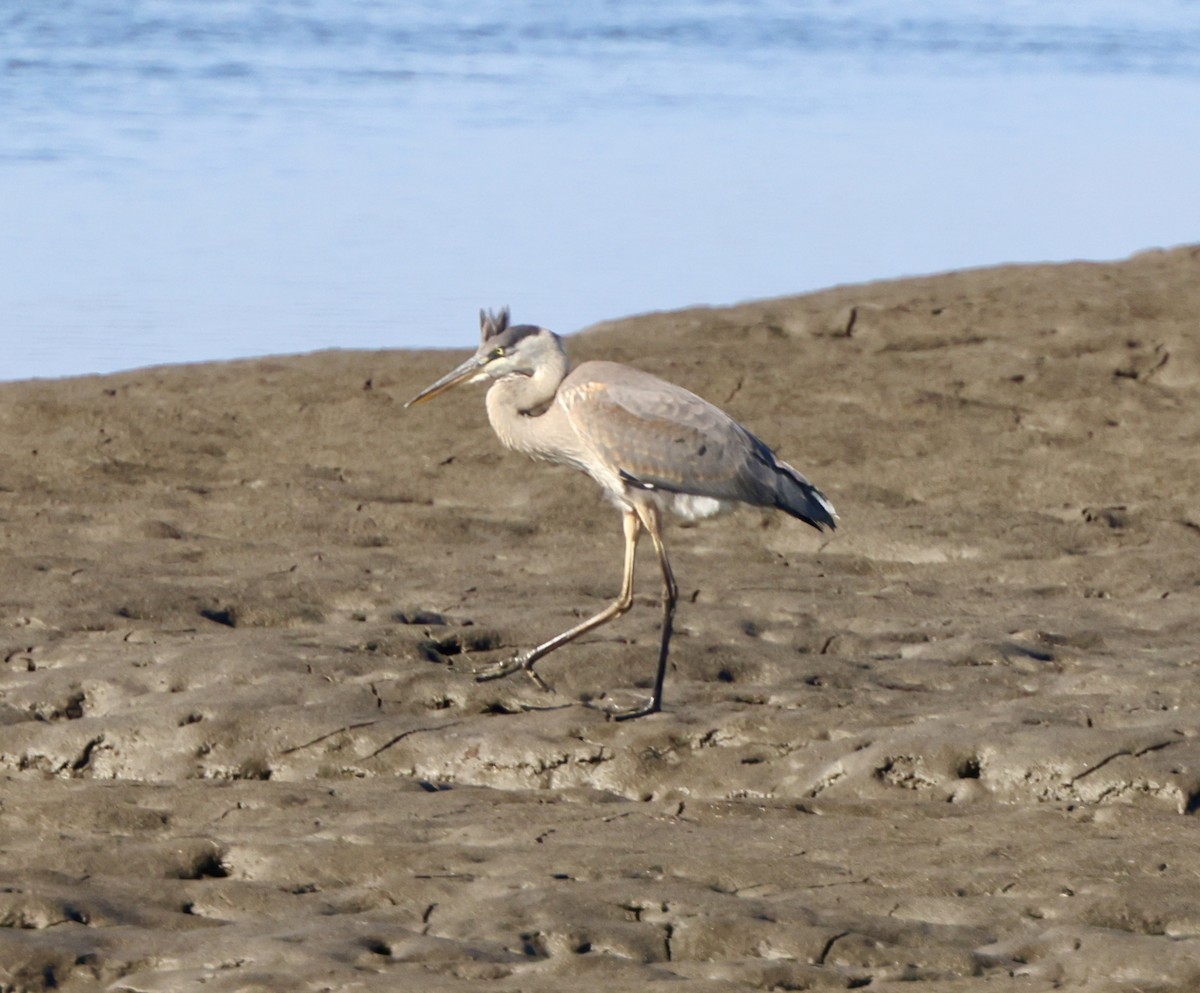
[561,364,837,531]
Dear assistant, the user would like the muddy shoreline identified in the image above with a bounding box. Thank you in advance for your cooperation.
[2,247,1200,990]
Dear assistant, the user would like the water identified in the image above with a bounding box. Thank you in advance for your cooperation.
[3,1,1199,381]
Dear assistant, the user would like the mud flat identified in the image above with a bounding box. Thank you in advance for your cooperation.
[2,246,1200,991]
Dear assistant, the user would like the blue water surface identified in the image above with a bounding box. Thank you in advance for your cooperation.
[2,1,1198,380]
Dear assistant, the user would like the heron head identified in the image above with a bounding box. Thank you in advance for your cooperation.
[405,308,564,407]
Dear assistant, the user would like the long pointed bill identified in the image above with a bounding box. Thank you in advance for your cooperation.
[405,354,487,407]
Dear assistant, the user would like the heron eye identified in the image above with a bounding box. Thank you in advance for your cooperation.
[490,346,506,360]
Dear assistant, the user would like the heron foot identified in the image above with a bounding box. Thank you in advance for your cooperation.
[586,695,662,721]
[473,651,555,693]
[471,656,521,682]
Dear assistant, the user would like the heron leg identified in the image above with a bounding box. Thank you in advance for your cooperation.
[608,502,676,721]
[474,511,641,690]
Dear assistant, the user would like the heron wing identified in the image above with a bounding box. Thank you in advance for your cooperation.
[559,363,779,504]
[559,361,837,530]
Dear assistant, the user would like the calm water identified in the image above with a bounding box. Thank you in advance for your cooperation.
[3,1,1199,381]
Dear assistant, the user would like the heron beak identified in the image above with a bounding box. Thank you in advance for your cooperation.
[404,354,487,407]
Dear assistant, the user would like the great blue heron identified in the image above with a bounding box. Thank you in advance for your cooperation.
[406,308,837,719]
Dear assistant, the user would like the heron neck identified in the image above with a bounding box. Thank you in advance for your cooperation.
[484,350,569,456]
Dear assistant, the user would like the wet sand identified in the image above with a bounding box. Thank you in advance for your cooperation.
[3,246,1200,991]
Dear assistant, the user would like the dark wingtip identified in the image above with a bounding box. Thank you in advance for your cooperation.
[778,483,838,532]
